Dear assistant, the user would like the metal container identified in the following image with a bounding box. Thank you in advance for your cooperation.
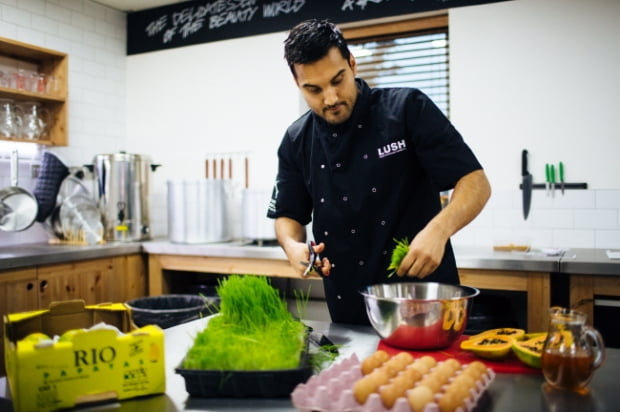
[91,152,158,242]
[0,150,38,232]
[361,282,479,349]
[167,179,232,244]
[241,188,275,241]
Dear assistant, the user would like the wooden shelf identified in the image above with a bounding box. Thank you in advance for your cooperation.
[0,36,68,146]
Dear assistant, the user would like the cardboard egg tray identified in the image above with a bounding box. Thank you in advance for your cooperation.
[291,353,495,412]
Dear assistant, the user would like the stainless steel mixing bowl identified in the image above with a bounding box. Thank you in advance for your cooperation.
[361,282,479,349]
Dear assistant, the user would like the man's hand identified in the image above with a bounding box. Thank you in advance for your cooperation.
[397,223,448,278]
[397,169,491,278]
[275,217,331,277]
[289,241,331,278]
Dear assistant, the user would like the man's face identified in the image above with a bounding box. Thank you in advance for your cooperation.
[293,47,358,125]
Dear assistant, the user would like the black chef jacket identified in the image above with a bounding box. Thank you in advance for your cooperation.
[267,79,483,325]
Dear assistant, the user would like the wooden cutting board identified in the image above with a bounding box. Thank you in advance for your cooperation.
[377,335,540,374]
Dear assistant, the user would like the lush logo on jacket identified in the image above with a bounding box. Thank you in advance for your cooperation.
[377,139,407,158]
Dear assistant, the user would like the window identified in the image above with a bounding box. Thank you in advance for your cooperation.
[343,15,450,116]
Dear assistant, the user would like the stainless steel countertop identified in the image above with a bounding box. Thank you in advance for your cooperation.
[560,248,620,275]
[0,242,142,271]
[4,316,614,411]
[2,239,620,276]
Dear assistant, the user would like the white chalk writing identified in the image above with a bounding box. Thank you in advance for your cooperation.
[144,0,261,44]
[145,15,167,37]
[163,27,176,43]
[342,0,385,12]
[263,0,305,18]
[209,6,259,28]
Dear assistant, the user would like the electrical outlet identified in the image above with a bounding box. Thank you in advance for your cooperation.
[31,164,40,178]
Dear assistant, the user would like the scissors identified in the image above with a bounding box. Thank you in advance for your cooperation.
[299,241,327,277]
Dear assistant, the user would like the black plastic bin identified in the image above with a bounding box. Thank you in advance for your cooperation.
[126,294,219,329]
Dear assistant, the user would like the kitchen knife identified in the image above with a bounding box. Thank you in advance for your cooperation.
[545,163,551,196]
[550,164,556,198]
[521,149,533,220]
[559,161,565,195]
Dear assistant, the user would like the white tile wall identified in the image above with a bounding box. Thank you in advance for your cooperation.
[0,0,126,246]
[452,189,620,250]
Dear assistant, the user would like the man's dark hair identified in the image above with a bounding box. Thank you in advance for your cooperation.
[284,19,352,78]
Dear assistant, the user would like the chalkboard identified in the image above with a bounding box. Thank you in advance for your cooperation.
[127,0,511,55]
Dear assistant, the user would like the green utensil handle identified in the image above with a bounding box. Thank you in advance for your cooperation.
[559,161,564,181]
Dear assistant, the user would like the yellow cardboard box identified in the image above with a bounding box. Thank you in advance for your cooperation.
[4,300,165,412]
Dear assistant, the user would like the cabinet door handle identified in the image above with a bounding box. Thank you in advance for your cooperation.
[39,280,48,293]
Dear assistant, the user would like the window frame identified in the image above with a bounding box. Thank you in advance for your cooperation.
[342,15,450,116]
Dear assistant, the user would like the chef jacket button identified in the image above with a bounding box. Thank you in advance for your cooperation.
[363,154,368,159]
[371,187,377,193]
[324,231,329,236]
[337,295,342,300]
[359,260,364,266]
[320,198,325,203]
[336,162,341,168]
[343,196,348,201]
[382,250,388,255]
[351,229,356,234]
[357,124,363,129]
[320,164,325,169]
[380,220,386,226]
[332,133,338,138]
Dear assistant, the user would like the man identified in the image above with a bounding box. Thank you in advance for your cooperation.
[267,19,491,324]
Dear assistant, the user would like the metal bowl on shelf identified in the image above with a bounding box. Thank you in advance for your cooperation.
[360,282,479,350]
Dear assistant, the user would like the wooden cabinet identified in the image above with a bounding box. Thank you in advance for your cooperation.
[37,259,115,308]
[0,268,40,377]
[458,268,551,333]
[0,36,68,146]
[0,254,146,376]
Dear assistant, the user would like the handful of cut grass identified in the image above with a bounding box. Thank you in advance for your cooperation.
[182,275,306,371]
[387,237,410,278]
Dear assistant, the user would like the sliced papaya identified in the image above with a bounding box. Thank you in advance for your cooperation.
[460,335,514,359]
[522,331,547,341]
[469,327,526,341]
[512,334,547,368]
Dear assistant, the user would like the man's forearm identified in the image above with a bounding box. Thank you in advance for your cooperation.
[429,169,491,239]
[275,217,307,254]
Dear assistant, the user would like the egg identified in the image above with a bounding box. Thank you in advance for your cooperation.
[407,385,434,412]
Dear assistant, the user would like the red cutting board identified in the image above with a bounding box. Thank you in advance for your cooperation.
[377,335,540,374]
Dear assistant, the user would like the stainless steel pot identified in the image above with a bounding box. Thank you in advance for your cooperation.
[0,150,38,232]
[90,151,159,242]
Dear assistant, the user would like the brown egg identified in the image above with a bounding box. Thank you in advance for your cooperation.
[353,376,375,404]
[419,355,437,368]
[430,363,453,382]
[380,378,411,408]
[361,350,390,375]
[438,390,461,412]
[408,385,434,412]
[401,366,423,385]
[418,376,442,393]
[409,360,431,375]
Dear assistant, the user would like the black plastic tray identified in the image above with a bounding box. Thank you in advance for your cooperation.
[175,359,313,398]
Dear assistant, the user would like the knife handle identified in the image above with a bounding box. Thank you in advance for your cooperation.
[545,164,550,183]
[559,161,564,181]
[521,150,528,176]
